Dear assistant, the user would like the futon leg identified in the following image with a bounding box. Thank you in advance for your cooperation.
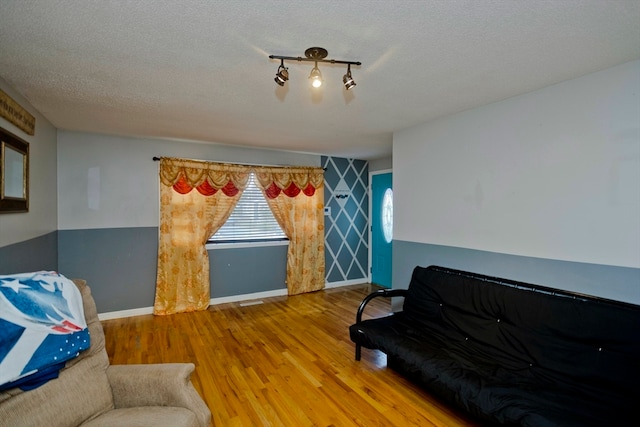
[355,344,361,361]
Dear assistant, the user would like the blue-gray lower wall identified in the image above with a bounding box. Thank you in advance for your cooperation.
[209,244,287,298]
[393,240,640,307]
[58,227,159,313]
[57,227,287,313]
[8,230,638,313]
[0,231,58,274]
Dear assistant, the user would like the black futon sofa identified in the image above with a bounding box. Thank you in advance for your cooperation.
[349,265,640,426]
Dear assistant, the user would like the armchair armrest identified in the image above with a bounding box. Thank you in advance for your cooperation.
[106,363,211,427]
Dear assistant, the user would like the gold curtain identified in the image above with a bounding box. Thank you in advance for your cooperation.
[154,158,250,315]
[255,167,325,295]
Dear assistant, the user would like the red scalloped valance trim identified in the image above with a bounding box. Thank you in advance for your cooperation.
[221,181,240,197]
[196,180,217,196]
[264,182,281,199]
[172,175,240,197]
[264,182,316,199]
[284,184,301,198]
[302,183,316,197]
[172,176,199,194]
[169,167,321,198]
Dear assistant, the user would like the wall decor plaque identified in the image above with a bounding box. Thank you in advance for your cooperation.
[0,89,35,136]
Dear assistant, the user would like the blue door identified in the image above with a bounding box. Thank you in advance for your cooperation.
[371,172,392,288]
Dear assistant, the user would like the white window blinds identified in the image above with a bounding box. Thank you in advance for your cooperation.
[209,173,287,242]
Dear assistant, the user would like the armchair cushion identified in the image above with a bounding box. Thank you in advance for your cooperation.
[106,363,210,427]
[80,407,199,427]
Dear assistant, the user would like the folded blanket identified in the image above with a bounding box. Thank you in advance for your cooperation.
[0,271,90,390]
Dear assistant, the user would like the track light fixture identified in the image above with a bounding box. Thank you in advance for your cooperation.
[269,47,361,90]
[274,59,289,86]
[343,64,356,90]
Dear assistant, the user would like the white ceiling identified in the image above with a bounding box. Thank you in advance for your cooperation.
[1,1,639,160]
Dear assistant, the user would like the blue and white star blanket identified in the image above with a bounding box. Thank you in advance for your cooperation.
[0,271,90,391]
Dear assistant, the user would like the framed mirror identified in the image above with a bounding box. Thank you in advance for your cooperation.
[0,127,29,213]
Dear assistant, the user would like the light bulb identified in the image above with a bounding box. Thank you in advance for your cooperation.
[309,64,323,88]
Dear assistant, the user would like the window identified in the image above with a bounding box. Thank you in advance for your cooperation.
[382,188,393,243]
[208,173,287,243]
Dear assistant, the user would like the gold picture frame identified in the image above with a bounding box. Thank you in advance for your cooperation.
[0,127,29,213]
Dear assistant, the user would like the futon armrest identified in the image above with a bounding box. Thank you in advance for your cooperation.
[107,363,211,426]
[356,289,407,323]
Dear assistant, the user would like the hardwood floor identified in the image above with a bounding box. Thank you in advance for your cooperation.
[102,284,479,426]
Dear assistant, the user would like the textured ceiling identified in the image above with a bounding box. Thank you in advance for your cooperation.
[1,0,639,160]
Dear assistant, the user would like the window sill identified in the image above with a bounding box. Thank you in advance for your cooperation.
[206,240,290,250]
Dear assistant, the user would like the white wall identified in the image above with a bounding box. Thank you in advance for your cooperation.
[394,60,640,268]
[0,77,58,247]
[369,156,392,172]
[57,131,321,230]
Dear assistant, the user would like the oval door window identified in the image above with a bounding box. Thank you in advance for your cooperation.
[382,188,393,243]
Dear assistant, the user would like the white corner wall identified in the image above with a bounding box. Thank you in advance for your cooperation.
[0,77,58,247]
[394,60,640,268]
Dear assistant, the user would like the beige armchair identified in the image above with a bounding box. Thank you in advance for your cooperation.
[0,280,211,427]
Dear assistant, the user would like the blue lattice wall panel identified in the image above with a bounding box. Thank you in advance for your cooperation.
[322,156,369,284]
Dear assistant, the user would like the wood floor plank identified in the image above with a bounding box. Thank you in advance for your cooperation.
[102,284,479,427]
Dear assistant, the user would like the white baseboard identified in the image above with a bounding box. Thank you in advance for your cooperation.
[209,288,288,305]
[325,278,369,288]
[98,279,369,320]
[97,290,289,320]
[98,306,154,321]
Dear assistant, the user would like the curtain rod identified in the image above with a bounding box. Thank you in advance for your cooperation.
[152,156,326,170]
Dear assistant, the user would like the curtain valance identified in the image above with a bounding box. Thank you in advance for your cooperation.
[159,158,250,196]
[158,157,323,198]
[254,167,324,199]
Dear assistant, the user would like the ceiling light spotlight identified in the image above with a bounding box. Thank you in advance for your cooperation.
[343,64,356,90]
[268,47,361,91]
[309,62,323,88]
[274,59,289,86]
